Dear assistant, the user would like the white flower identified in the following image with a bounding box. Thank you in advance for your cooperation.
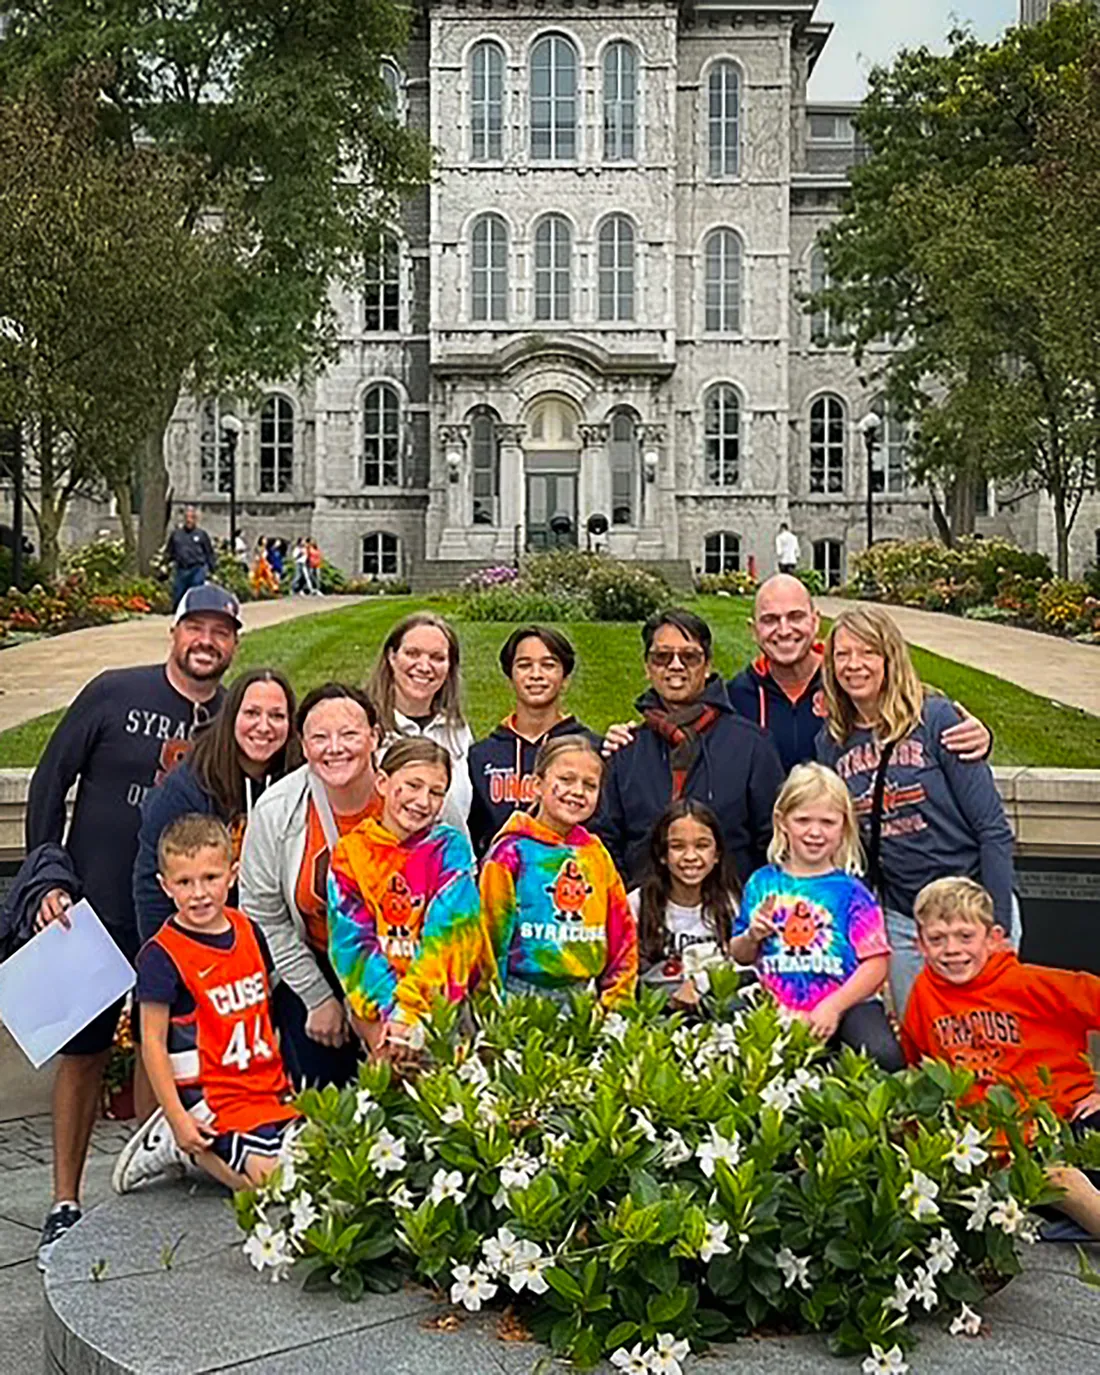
[368,1128,407,1177]
[791,1066,822,1096]
[926,1228,959,1276]
[475,1092,502,1127]
[760,1078,794,1114]
[610,1346,651,1375]
[389,1182,415,1210]
[503,1048,524,1072]
[776,1246,811,1290]
[457,1055,490,1088]
[861,1344,909,1375]
[901,1170,940,1222]
[950,1303,982,1337]
[885,1273,912,1315]
[272,1155,297,1197]
[960,1181,993,1231]
[710,1023,738,1055]
[911,1265,938,1312]
[449,1263,497,1312]
[353,1087,375,1123]
[696,1125,741,1178]
[699,1219,731,1262]
[542,1131,568,1160]
[482,1226,521,1273]
[990,1196,1027,1235]
[428,1168,467,1207]
[289,1191,317,1238]
[946,1123,989,1176]
[647,1332,690,1375]
[507,1242,548,1295]
[661,1131,692,1168]
[243,1222,292,1282]
[500,1150,540,1191]
[632,1108,658,1142]
[602,1011,629,1043]
[440,1103,465,1126]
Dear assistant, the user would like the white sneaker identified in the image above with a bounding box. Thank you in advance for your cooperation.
[111,1107,191,1194]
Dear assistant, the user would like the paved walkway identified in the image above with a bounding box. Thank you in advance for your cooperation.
[818,597,1100,717]
[0,596,363,733]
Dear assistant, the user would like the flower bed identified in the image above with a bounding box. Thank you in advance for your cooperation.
[458,551,670,623]
[235,978,1091,1370]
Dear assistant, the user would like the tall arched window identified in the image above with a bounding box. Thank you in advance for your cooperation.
[199,397,231,493]
[603,41,637,161]
[530,35,577,160]
[597,216,635,322]
[364,232,400,333]
[704,532,741,574]
[380,60,403,120]
[809,395,845,494]
[704,385,740,488]
[708,61,741,178]
[810,244,840,344]
[470,408,501,525]
[874,397,911,493]
[704,229,742,334]
[470,41,504,162]
[813,539,843,589]
[534,215,572,321]
[471,214,508,322]
[362,532,400,577]
[362,383,400,487]
[608,410,638,525]
[259,396,294,494]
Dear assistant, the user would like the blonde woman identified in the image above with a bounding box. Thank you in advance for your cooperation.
[816,606,1016,1016]
[367,612,473,833]
[731,764,902,1069]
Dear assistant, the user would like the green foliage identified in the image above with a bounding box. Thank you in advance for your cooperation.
[0,543,48,592]
[795,568,825,597]
[238,988,1081,1367]
[693,570,758,597]
[317,560,348,595]
[63,537,131,588]
[213,550,253,604]
[343,576,412,596]
[460,552,670,623]
[458,585,590,622]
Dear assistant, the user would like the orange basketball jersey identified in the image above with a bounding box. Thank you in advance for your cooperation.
[152,908,297,1135]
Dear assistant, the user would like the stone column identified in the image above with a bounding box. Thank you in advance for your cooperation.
[495,422,525,563]
[579,422,610,537]
[639,423,667,530]
[436,423,471,559]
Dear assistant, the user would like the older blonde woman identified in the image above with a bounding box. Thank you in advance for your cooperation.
[815,605,1016,1016]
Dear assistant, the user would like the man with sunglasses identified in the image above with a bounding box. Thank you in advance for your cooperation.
[596,607,783,887]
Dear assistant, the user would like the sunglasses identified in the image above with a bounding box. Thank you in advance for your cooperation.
[647,648,707,669]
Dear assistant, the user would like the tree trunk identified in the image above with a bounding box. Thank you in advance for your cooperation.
[112,478,138,571]
[1052,492,1070,579]
[136,388,180,574]
[33,419,64,578]
[929,486,953,546]
[951,473,977,540]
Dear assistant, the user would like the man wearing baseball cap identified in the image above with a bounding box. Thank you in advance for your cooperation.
[27,584,241,1267]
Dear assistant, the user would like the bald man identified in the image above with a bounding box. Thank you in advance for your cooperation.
[726,575,990,773]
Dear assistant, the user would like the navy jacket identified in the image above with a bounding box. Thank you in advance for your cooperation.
[468,715,602,858]
[726,656,827,775]
[0,843,82,960]
[594,675,783,888]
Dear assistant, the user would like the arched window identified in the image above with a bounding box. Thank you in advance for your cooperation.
[534,215,572,321]
[603,41,637,161]
[380,60,403,119]
[470,41,504,162]
[470,408,501,525]
[813,539,843,589]
[471,214,508,322]
[810,244,840,344]
[362,383,400,487]
[809,395,846,494]
[199,397,231,493]
[608,411,638,525]
[708,61,741,178]
[364,232,400,333]
[259,396,294,494]
[704,532,741,574]
[704,384,740,488]
[530,35,577,160]
[597,216,635,322]
[362,532,400,578]
[704,229,742,334]
[874,397,911,493]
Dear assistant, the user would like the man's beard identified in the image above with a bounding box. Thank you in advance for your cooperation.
[175,645,231,682]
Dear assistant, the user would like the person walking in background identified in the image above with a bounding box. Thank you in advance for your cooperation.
[265,537,285,584]
[307,538,324,594]
[166,505,217,610]
[250,537,278,598]
[291,539,311,596]
[775,521,800,575]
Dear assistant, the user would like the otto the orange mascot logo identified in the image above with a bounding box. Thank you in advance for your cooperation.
[777,899,826,952]
[380,873,423,941]
[547,859,592,922]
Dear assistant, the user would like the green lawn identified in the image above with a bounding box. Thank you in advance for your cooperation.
[1,595,1098,767]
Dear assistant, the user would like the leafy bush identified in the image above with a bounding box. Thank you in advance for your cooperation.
[1036,579,1092,633]
[0,544,49,592]
[584,562,667,622]
[462,565,520,591]
[317,559,348,595]
[521,549,605,599]
[64,536,131,588]
[457,584,589,622]
[848,538,1051,606]
[694,570,757,597]
[213,550,254,602]
[236,980,1085,1369]
[795,567,825,597]
[962,604,1017,624]
[459,552,669,623]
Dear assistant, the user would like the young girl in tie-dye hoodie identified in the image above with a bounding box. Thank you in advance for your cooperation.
[480,735,637,1007]
[328,739,485,1058]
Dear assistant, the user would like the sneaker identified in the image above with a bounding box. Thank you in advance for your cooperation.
[111,1107,190,1195]
[37,1202,82,1272]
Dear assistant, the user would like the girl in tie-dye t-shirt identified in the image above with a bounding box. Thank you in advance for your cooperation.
[731,764,903,1070]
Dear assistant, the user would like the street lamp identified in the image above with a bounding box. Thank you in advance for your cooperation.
[0,317,26,590]
[219,412,243,552]
[858,411,882,595]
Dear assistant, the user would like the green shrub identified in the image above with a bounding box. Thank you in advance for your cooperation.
[64,536,132,588]
[459,552,669,623]
[584,562,667,622]
[962,604,1017,624]
[694,570,757,597]
[317,559,348,594]
[849,537,1051,606]
[214,550,254,602]
[236,980,1084,1368]
[795,567,825,597]
[0,544,49,592]
[521,549,604,598]
[457,584,588,622]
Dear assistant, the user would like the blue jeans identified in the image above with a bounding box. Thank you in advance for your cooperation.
[172,564,206,610]
[885,893,1021,1020]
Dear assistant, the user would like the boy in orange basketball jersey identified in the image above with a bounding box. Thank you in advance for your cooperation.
[113,815,298,1194]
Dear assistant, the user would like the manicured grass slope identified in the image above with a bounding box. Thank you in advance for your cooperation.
[1,596,1098,767]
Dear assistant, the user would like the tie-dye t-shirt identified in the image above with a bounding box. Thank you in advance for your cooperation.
[734,865,890,1012]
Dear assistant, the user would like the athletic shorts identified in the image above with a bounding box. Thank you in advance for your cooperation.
[61,926,141,1056]
[210,1118,298,1175]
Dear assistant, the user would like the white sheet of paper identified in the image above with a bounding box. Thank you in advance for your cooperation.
[0,900,135,1068]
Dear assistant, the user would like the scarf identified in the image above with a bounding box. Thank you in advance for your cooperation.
[641,699,721,798]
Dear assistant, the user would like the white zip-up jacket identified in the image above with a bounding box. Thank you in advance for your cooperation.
[379,710,473,836]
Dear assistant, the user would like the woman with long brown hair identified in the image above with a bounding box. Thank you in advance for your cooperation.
[133,667,298,943]
[816,605,1016,1016]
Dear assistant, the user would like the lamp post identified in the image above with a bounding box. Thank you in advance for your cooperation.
[219,412,243,552]
[0,317,26,590]
[858,411,882,597]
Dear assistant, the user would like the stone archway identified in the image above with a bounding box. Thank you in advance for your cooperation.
[522,394,581,552]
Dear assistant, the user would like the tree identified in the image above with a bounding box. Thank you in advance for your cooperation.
[0,72,222,573]
[814,4,1100,573]
[0,0,431,569]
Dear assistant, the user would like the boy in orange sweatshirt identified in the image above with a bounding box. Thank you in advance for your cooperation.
[902,876,1100,1236]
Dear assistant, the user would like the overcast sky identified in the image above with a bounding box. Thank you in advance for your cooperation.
[809,1,1018,101]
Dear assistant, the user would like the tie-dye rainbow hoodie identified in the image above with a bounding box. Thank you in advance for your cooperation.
[328,817,487,1026]
[480,812,637,1007]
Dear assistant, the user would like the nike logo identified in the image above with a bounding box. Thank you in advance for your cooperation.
[197,964,216,979]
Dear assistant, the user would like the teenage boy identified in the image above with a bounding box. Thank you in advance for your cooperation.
[468,625,601,857]
[113,815,298,1195]
[903,876,1100,1236]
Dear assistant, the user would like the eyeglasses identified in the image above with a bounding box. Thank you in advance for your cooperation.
[647,648,706,669]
